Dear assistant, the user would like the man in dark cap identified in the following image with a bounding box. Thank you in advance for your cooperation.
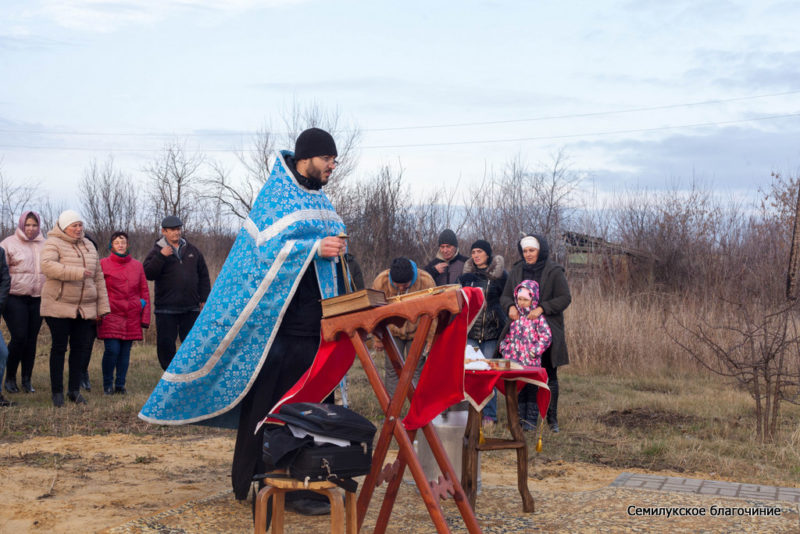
[371,257,435,396]
[423,228,468,286]
[143,215,211,370]
[292,127,339,186]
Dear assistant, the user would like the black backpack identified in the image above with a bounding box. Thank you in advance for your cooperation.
[262,403,376,492]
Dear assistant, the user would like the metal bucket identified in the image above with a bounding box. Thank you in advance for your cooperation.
[411,410,481,492]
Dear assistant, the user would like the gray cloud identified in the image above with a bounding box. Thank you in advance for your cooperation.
[691,49,800,91]
[568,123,800,191]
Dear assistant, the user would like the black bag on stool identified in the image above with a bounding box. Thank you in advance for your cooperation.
[262,403,376,492]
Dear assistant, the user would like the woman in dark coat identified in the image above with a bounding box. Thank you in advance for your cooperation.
[458,239,507,425]
[499,233,571,432]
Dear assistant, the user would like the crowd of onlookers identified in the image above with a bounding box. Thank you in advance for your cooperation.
[371,228,571,433]
[0,208,569,434]
[0,210,209,407]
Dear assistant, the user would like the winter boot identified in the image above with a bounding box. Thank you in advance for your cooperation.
[517,386,537,431]
[5,379,19,394]
[67,391,88,404]
[80,371,91,392]
[21,376,35,393]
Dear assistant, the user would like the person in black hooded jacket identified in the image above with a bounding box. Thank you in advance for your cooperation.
[499,233,571,432]
[458,239,507,425]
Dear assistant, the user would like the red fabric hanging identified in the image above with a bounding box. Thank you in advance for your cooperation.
[259,287,484,433]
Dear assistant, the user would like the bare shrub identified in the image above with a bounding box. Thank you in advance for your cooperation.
[609,181,748,295]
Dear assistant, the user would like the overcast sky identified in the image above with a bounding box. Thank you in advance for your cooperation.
[2,0,799,211]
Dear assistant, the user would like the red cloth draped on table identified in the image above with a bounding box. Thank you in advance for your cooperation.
[259,287,484,432]
[464,368,551,418]
[404,287,482,429]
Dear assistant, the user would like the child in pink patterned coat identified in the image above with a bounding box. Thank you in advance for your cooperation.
[498,280,552,367]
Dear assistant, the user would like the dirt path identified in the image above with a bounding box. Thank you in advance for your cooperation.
[0,433,233,533]
[0,432,726,533]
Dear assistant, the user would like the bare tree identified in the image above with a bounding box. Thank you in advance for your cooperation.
[0,163,39,238]
[609,181,743,294]
[405,177,472,266]
[145,142,204,229]
[203,126,276,220]
[204,103,361,221]
[333,162,417,280]
[79,157,139,248]
[667,297,800,442]
[460,152,580,263]
[37,198,66,237]
[538,150,582,242]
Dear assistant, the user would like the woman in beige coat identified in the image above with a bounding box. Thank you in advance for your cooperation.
[40,210,109,406]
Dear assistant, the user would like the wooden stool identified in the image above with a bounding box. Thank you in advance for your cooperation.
[254,475,357,534]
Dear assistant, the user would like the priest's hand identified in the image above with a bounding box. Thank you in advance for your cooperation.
[508,306,520,321]
[319,236,346,258]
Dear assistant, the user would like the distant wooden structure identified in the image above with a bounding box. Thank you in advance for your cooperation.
[562,231,656,284]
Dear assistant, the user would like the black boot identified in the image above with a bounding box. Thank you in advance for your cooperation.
[5,379,19,394]
[67,391,88,404]
[518,386,537,431]
[21,377,35,393]
[52,392,65,407]
[517,392,531,430]
[546,379,559,433]
[0,394,15,407]
[528,396,540,429]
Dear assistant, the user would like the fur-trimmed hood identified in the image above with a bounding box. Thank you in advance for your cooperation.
[462,255,505,280]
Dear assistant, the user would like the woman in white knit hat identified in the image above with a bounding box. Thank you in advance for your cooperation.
[40,210,110,406]
[499,233,571,433]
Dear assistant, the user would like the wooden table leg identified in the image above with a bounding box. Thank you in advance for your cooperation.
[354,319,463,533]
[374,427,416,530]
[503,381,535,513]
[461,406,482,509]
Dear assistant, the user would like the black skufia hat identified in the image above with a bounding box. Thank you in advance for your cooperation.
[294,128,338,160]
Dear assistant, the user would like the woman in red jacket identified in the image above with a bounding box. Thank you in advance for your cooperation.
[97,232,150,394]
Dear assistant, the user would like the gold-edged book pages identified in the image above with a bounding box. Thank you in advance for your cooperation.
[485,359,523,370]
[321,288,387,318]
[386,284,462,303]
